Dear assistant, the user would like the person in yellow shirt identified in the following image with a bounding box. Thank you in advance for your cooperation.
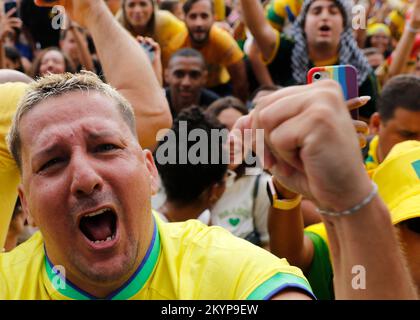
[0,71,314,300]
[0,76,30,251]
[117,0,187,67]
[166,0,249,100]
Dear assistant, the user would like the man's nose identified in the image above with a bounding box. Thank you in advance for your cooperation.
[181,75,192,86]
[193,17,204,27]
[70,154,103,197]
[320,8,331,19]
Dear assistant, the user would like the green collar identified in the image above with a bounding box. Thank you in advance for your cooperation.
[44,219,160,300]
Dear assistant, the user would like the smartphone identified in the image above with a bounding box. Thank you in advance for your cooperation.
[4,1,18,18]
[140,42,155,62]
[307,65,359,120]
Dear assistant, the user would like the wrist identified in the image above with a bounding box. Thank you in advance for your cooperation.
[267,177,302,211]
[272,177,298,199]
[316,180,378,217]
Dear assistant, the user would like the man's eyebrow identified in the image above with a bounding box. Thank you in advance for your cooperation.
[311,3,338,10]
[32,143,62,164]
[87,131,118,140]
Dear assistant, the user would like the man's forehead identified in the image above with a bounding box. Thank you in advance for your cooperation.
[20,91,127,147]
[190,0,212,12]
[169,57,204,70]
[38,120,122,143]
[22,90,120,122]
[309,0,338,9]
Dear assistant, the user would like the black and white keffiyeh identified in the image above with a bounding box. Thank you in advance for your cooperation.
[289,0,372,86]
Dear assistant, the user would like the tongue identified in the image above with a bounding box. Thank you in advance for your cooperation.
[80,213,114,242]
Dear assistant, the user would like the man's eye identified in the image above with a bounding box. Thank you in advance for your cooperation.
[39,158,63,172]
[174,71,185,78]
[96,144,118,152]
[190,71,201,79]
[399,131,416,138]
[330,7,340,14]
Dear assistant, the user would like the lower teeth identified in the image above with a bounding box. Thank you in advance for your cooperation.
[93,235,115,244]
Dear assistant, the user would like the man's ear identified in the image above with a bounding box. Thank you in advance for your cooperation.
[369,112,382,135]
[201,69,208,86]
[18,185,36,227]
[143,150,160,195]
[164,68,171,85]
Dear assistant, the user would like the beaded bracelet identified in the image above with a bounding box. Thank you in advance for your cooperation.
[316,183,378,217]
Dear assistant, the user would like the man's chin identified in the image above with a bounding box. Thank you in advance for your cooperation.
[313,39,336,49]
[70,244,140,285]
[191,35,208,45]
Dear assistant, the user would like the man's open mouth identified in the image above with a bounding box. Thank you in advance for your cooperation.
[79,208,117,244]
[319,25,331,32]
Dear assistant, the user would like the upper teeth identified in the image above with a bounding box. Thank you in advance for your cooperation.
[85,208,109,218]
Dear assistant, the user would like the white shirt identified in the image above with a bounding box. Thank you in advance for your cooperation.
[211,169,271,243]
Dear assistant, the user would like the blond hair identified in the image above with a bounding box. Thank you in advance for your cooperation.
[7,71,137,171]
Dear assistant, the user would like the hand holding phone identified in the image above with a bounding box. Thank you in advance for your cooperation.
[140,42,156,62]
[307,65,360,119]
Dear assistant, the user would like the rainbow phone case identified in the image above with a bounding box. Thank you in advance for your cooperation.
[307,65,359,118]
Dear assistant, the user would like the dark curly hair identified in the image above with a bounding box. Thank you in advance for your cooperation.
[154,106,228,204]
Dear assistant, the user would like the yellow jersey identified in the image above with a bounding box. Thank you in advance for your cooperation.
[165,26,245,88]
[0,82,28,250]
[0,214,314,300]
[365,135,380,173]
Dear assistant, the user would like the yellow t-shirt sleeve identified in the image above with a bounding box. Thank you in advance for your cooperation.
[213,0,225,21]
[157,10,186,40]
[156,10,188,69]
[213,27,244,67]
[170,220,315,300]
[0,82,28,250]
[305,222,329,245]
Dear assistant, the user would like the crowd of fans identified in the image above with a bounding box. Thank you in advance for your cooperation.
[0,0,419,300]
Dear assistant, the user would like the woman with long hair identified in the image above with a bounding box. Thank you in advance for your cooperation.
[117,0,186,66]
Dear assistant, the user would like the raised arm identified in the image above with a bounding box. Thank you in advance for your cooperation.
[387,0,420,79]
[227,59,249,101]
[239,0,278,61]
[267,178,315,272]
[68,22,95,72]
[36,0,172,150]
[242,80,418,299]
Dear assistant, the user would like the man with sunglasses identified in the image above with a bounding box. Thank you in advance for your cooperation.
[164,48,220,118]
